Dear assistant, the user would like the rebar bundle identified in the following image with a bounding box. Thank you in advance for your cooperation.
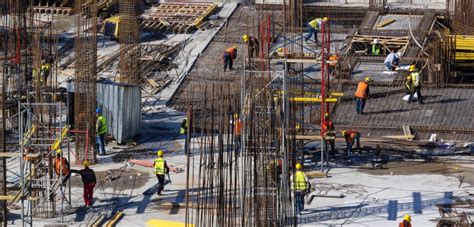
[74,0,97,164]
[118,0,140,84]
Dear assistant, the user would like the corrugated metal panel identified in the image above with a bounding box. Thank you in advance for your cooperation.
[97,80,141,144]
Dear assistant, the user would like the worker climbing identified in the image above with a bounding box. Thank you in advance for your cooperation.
[408,65,424,104]
[154,150,170,195]
[305,17,328,44]
[399,214,412,227]
[54,149,71,186]
[291,163,310,215]
[242,34,259,58]
[95,108,108,156]
[223,46,237,72]
[355,77,371,115]
[71,160,97,208]
[342,130,361,155]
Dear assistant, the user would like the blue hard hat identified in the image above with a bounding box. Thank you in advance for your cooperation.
[95,108,102,113]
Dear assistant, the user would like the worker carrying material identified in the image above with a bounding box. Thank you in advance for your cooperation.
[290,163,310,215]
[407,65,424,104]
[384,50,400,71]
[154,150,170,195]
[54,149,71,186]
[223,46,237,72]
[95,108,108,156]
[304,17,328,44]
[342,130,361,155]
[399,214,412,227]
[242,34,259,58]
[71,160,97,208]
[321,112,335,155]
[354,77,371,115]
[371,39,383,55]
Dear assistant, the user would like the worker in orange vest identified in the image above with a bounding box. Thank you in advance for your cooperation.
[342,130,361,155]
[53,149,71,186]
[321,113,335,155]
[234,113,242,150]
[354,77,371,115]
[399,214,412,227]
[223,46,237,72]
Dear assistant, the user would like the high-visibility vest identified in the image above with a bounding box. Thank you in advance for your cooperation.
[180,118,188,134]
[345,131,359,143]
[355,81,368,99]
[405,79,412,93]
[225,47,236,58]
[411,72,421,86]
[372,44,381,55]
[97,115,108,135]
[235,119,242,136]
[54,157,69,176]
[293,171,307,191]
[154,158,165,175]
[309,18,322,29]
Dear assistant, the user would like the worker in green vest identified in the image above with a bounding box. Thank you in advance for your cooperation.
[180,117,189,156]
[291,163,310,215]
[371,38,382,55]
[154,150,170,195]
[95,108,108,155]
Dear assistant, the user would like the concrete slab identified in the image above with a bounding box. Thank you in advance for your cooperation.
[374,14,423,30]
[352,62,399,82]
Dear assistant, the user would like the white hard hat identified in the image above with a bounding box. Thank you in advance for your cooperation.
[373,38,379,44]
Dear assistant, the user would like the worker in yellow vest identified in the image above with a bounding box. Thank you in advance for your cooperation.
[95,108,108,155]
[354,77,371,115]
[154,150,170,195]
[408,65,424,104]
[304,17,328,44]
[291,163,310,215]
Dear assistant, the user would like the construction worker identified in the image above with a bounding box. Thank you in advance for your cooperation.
[290,163,310,215]
[40,62,51,85]
[95,108,108,155]
[305,17,328,44]
[233,113,242,150]
[154,150,170,195]
[180,117,189,155]
[342,130,361,155]
[408,65,424,104]
[223,46,237,72]
[242,34,259,58]
[384,50,400,71]
[321,113,335,155]
[54,149,71,185]
[399,214,412,227]
[71,160,96,208]
[371,38,382,55]
[354,77,371,115]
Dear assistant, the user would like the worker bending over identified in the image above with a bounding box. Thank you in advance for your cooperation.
[54,149,71,186]
[223,46,237,72]
[342,130,361,155]
[304,17,328,44]
[399,214,412,227]
[355,77,371,115]
[71,160,97,208]
[154,150,170,195]
[384,50,400,71]
[408,65,424,104]
[291,163,310,215]
[242,34,259,58]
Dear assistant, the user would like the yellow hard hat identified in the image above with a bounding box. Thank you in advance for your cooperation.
[323,17,329,22]
[234,113,239,119]
[157,150,164,157]
[404,214,411,222]
[277,47,284,52]
[409,65,417,72]
[242,34,249,42]
[407,75,412,80]
[295,163,302,170]
[324,112,329,118]
[365,77,371,82]
[233,45,237,50]
[341,130,347,135]
[56,149,62,155]
[83,160,90,168]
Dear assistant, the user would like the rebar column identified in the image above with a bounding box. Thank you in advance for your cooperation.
[118,0,141,84]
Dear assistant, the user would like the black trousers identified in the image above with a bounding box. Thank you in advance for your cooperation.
[156,174,165,194]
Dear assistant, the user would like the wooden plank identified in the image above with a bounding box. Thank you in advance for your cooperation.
[0,195,38,201]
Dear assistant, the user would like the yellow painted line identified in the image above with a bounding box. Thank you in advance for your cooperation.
[291,97,338,103]
[146,219,195,227]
